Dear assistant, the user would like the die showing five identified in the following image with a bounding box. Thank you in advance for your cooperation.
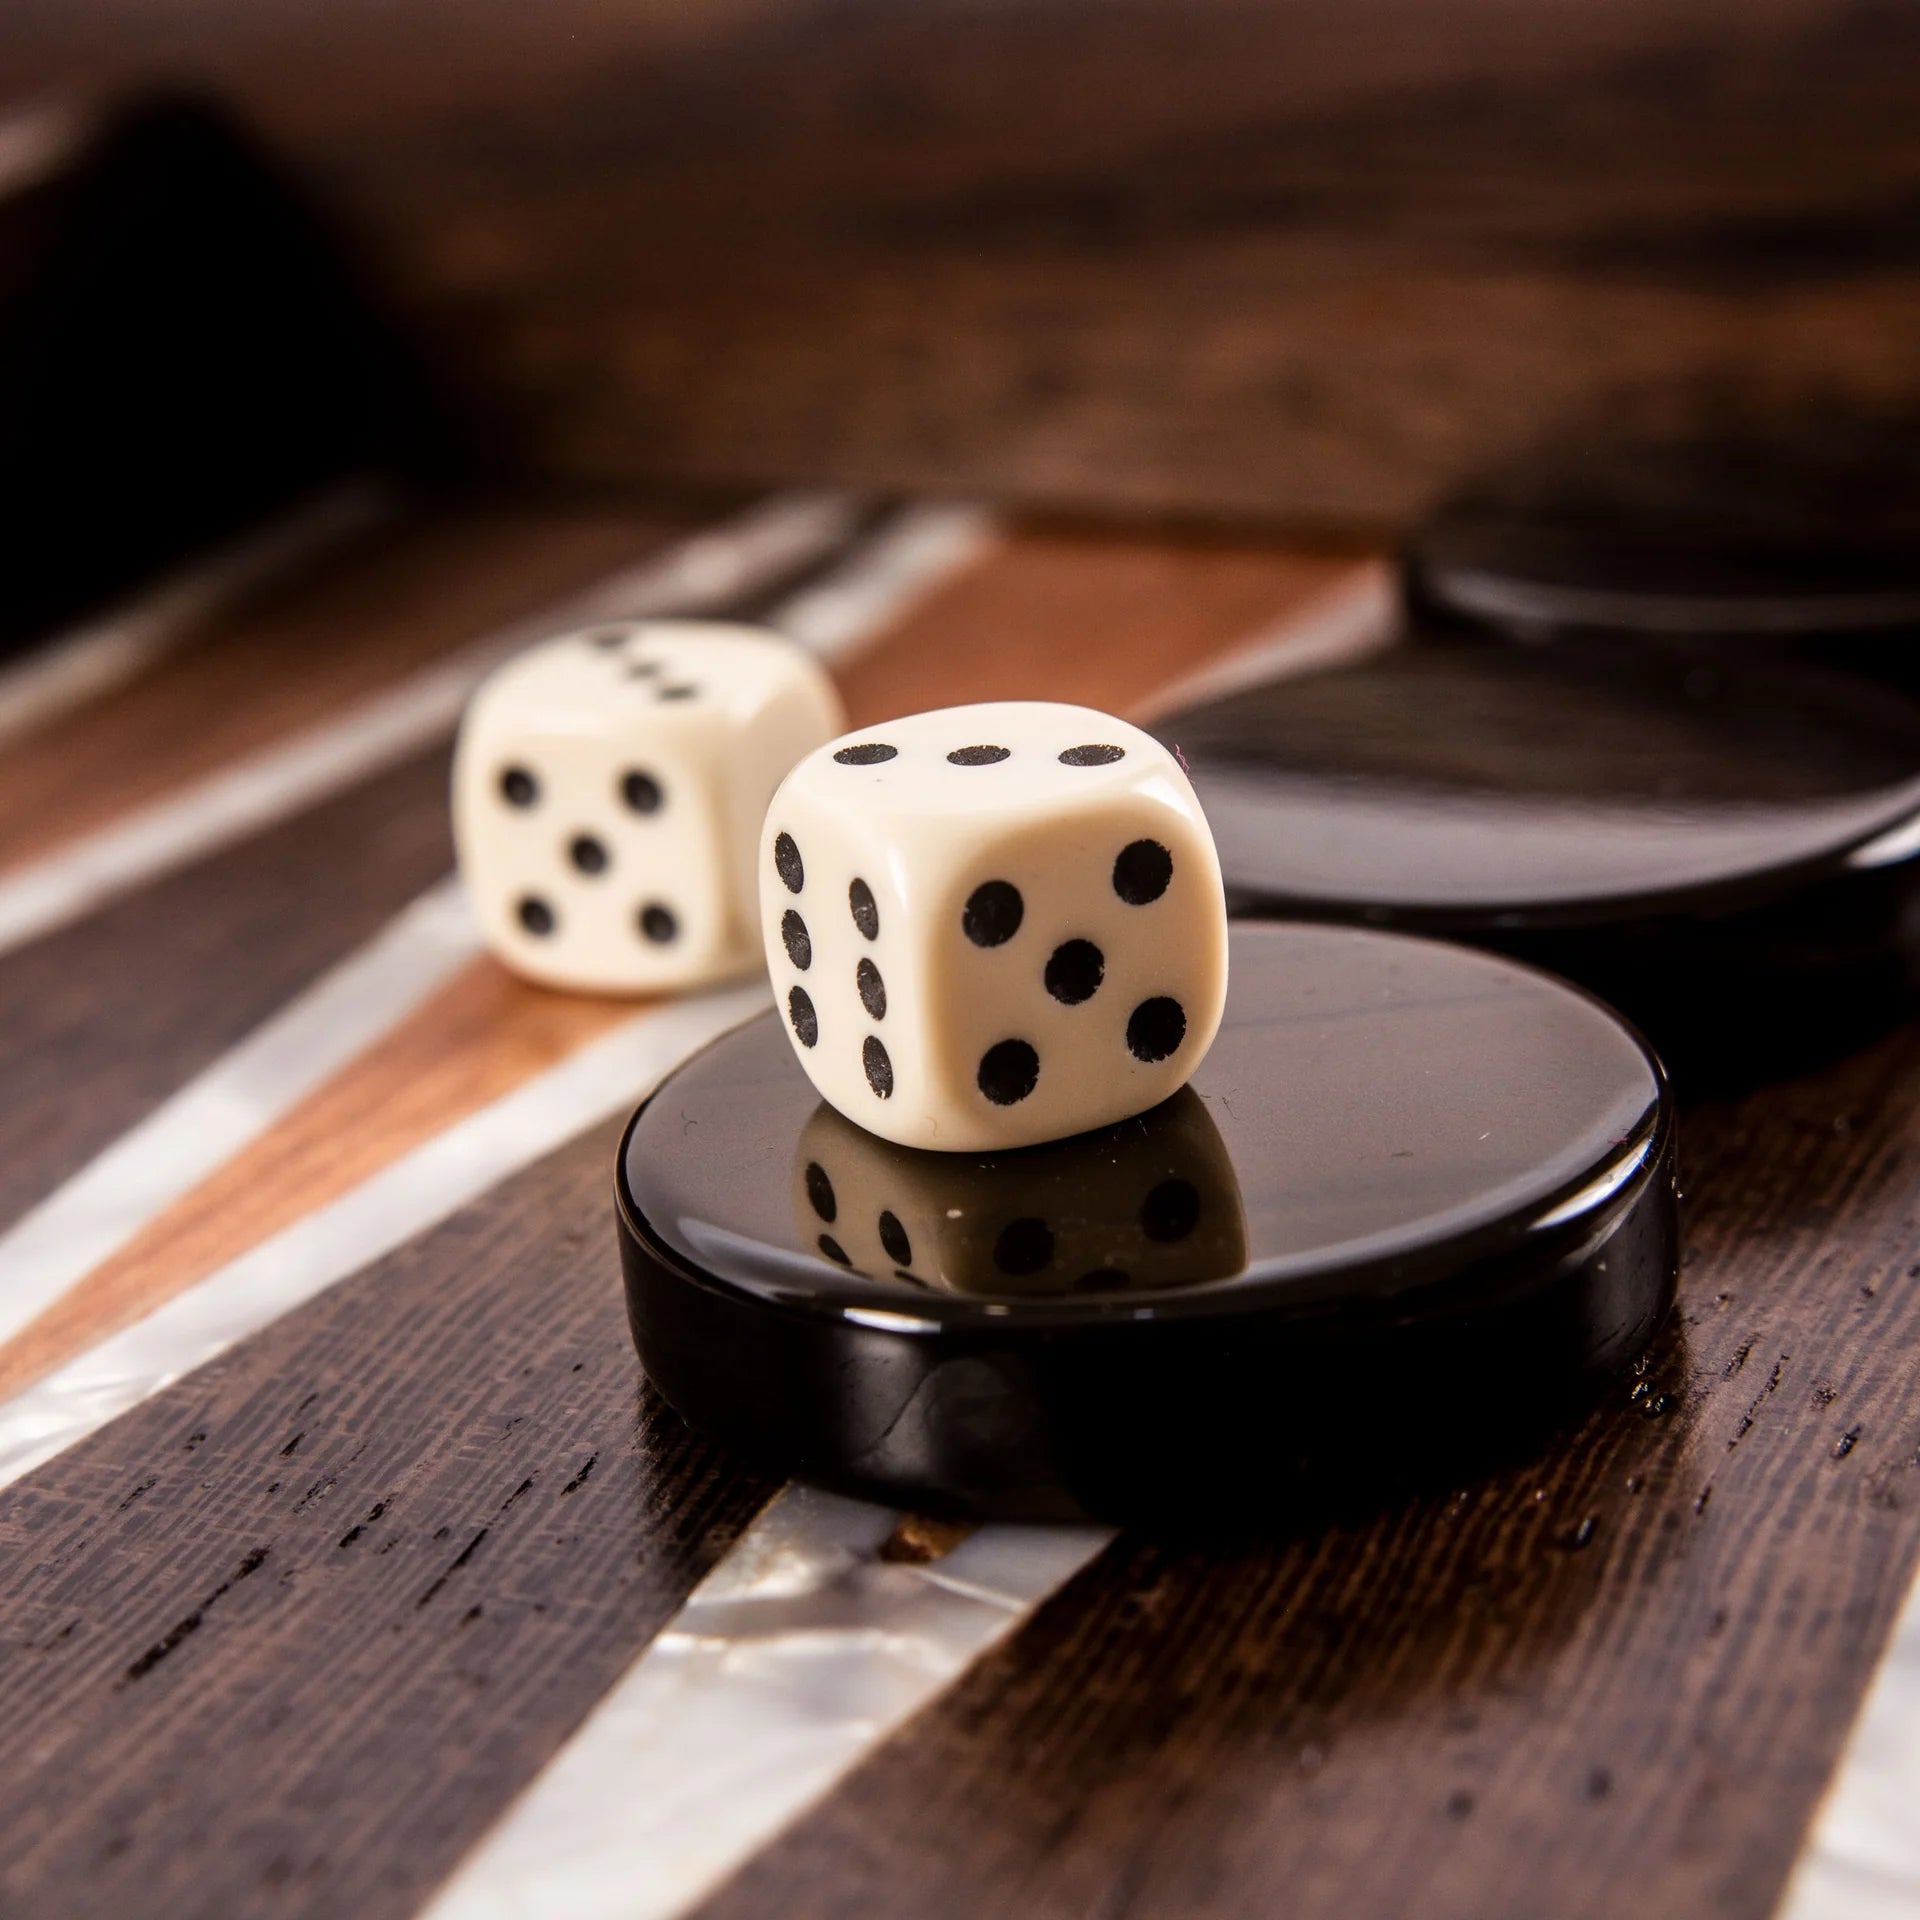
[452,620,844,993]
[759,701,1229,1151]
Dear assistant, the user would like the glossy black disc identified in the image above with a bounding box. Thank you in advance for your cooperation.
[1153,641,1920,1080]
[617,924,1678,1524]
[1405,428,1920,681]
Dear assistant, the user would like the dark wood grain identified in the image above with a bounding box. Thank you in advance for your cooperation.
[0,744,454,1236]
[0,486,1913,1919]
[693,1019,1920,1920]
[0,1116,778,1920]
[6,0,1918,526]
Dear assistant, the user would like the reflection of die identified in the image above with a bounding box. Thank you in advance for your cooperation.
[454,620,843,992]
[792,1089,1246,1296]
[761,702,1229,1150]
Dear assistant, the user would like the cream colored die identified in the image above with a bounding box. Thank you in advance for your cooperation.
[454,619,844,992]
[792,1092,1247,1295]
[760,701,1229,1150]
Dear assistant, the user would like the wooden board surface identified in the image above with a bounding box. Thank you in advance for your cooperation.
[0,955,630,1403]
[0,747,454,1235]
[0,493,1912,1920]
[5,2,1919,526]
[0,1117,776,1920]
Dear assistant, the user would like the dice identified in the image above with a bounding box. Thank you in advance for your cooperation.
[792,1090,1246,1295]
[453,620,844,992]
[760,701,1229,1149]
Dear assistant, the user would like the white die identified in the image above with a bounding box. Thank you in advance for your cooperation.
[454,620,844,992]
[793,1091,1246,1295]
[759,701,1229,1150]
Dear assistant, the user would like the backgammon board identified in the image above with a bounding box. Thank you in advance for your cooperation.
[0,487,1915,1920]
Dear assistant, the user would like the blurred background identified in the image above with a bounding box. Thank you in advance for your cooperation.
[5,0,1920,648]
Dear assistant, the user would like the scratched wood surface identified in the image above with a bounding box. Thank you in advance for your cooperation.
[0,1113,778,1920]
[0,955,632,1403]
[5,1,1919,526]
[0,491,1912,1920]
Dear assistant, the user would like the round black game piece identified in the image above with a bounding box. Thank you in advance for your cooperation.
[616,923,1678,1525]
[1404,429,1920,684]
[1153,642,1920,1081]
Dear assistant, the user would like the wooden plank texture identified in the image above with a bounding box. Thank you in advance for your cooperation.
[6,1,1916,525]
[0,745,455,1237]
[0,958,631,1403]
[835,531,1356,725]
[2,484,1910,1920]
[0,1118,779,1920]
[691,1019,1920,1920]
